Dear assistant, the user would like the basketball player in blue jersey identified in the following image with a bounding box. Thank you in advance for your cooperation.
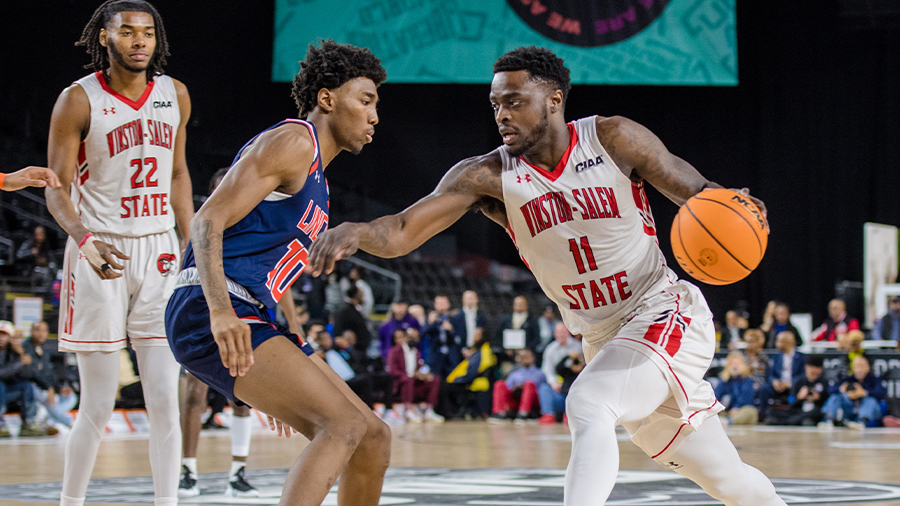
[165,40,389,506]
[309,47,787,506]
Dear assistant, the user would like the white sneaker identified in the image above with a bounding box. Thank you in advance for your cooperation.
[406,408,423,424]
[177,465,200,498]
[846,421,866,431]
[383,409,406,425]
[817,420,834,430]
[225,466,259,498]
[424,408,445,423]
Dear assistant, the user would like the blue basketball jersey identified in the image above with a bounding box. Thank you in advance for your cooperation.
[182,119,328,308]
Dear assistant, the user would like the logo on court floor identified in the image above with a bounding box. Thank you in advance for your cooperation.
[505,0,671,47]
[157,253,177,276]
[1,468,899,505]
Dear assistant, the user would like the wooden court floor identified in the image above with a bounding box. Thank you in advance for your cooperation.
[1,421,898,506]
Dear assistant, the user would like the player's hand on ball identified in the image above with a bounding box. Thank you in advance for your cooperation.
[210,309,253,377]
[266,414,298,438]
[308,223,361,276]
[728,187,769,233]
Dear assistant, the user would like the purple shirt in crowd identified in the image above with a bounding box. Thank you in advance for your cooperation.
[379,314,421,358]
[506,365,547,389]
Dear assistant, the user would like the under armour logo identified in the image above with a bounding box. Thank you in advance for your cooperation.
[103,107,116,115]
[516,174,532,184]
[666,461,683,469]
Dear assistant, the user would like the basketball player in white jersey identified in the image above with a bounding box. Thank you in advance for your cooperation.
[0,166,60,191]
[308,47,787,506]
[45,2,192,506]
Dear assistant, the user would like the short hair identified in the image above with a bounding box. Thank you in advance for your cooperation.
[345,286,360,300]
[493,46,572,105]
[291,39,387,118]
[807,355,824,368]
[76,0,169,76]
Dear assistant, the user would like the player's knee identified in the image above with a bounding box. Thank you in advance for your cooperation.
[321,409,368,451]
[566,383,618,425]
[360,416,392,466]
[184,382,207,408]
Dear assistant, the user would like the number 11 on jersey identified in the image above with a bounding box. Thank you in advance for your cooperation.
[569,236,597,274]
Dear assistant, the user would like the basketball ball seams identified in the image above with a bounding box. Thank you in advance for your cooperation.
[690,195,763,256]
[683,202,752,273]
[674,213,728,284]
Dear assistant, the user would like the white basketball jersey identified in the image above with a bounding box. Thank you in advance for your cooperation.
[501,116,678,337]
[71,72,180,237]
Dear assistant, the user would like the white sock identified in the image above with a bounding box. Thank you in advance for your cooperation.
[153,498,178,506]
[182,457,197,476]
[60,494,86,506]
[230,461,245,478]
[230,415,252,459]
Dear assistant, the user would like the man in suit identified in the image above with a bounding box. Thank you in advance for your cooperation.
[495,295,539,353]
[449,290,488,348]
[386,329,443,423]
[758,331,807,419]
[424,295,462,378]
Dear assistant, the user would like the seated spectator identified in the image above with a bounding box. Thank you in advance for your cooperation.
[811,298,860,342]
[0,321,52,437]
[761,302,802,348]
[784,355,829,426]
[16,226,55,296]
[495,296,539,353]
[720,309,748,350]
[490,348,545,423]
[758,331,806,418]
[838,330,867,374]
[423,295,462,378]
[873,296,900,343]
[445,328,496,419]
[820,355,886,429]
[540,322,582,394]
[537,351,584,424]
[715,353,759,426]
[334,330,397,420]
[741,329,769,390]
[22,321,75,428]
[378,301,420,361]
[386,329,443,423]
[332,286,373,355]
[536,305,561,355]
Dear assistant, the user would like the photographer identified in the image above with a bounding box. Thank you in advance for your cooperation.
[820,355,886,429]
[537,351,585,424]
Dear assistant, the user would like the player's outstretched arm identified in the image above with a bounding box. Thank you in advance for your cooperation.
[170,80,194,250]
[191,124,315,377]
[1,167,61,191]
[596,116,767,218]
[46,85,130,280]
[308,153,504,276]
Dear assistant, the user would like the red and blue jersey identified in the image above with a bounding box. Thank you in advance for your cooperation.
[182,119,328,308]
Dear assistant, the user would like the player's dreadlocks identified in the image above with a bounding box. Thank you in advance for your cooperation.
[292,40,387,118]
[76,0,169,78]
[494,47,572,106]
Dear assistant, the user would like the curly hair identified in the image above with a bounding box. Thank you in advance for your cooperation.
[76,0,169,77]
[494,46,571,105]
[291,40,387,118]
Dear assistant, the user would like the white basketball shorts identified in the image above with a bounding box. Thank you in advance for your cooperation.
[59,230,180,352]
[581,279,725,463]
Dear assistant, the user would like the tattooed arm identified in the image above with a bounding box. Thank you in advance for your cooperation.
[309,151,504,275]
[191,123,315,376]
[595,116,767,218]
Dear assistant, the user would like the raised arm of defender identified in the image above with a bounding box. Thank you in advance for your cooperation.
[596,115,767,218]
[191,124,314,377]
[308,152,504,276]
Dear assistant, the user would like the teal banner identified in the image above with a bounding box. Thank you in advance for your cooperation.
[273,0,736,85]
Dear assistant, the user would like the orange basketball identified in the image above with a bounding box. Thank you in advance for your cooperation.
[670,188,768,285]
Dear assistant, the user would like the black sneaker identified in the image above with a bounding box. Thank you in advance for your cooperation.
[177,465,200,498]
[226,466,259,498]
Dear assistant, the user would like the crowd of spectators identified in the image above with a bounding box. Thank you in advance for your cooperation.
[711,297,900,429]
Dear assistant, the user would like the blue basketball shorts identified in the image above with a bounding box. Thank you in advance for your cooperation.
[165,285,313,402]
